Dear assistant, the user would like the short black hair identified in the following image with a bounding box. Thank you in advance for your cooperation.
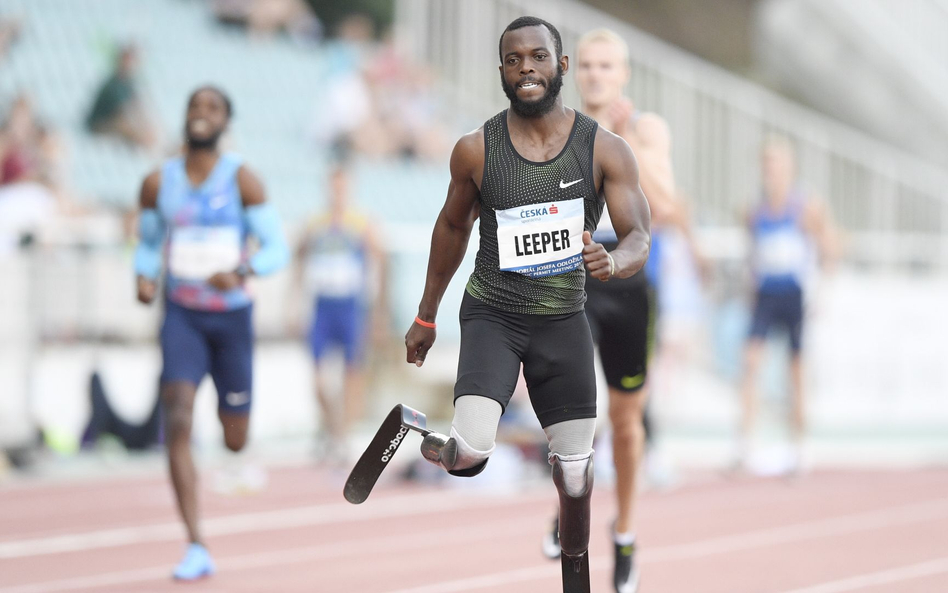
[498,16,563,62]
[189,85,233,119]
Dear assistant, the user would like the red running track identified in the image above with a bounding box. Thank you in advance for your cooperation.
[1,463,947,592]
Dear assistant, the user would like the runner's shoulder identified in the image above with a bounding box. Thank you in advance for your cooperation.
[450,126,485,178]
[635,111,669,129]
[453,126,484,159]
[236,164,266,206]
[632,112,671,147]
[594,126,636,165]
[140,169,161,208]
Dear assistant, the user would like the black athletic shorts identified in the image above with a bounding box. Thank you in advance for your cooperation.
[585,243,655,393]
[454,290,597,428]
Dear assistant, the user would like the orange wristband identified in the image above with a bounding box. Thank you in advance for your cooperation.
[414,316,436,329]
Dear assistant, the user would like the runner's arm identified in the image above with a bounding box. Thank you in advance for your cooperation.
[620,113,677,224]
[134,170,163,304]
[803,196,840,272]
[406,131,482,366]
[596,131,650,280]
[628,114,709,279]
[416,132,481,323]
[364,221,390,332]
[237,165,289,277]
[292,218,313,288]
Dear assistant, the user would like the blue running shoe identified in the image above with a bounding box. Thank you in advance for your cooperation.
[173,543,216,581]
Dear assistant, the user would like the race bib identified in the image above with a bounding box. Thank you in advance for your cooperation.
[756,229,808,276]
[307,251,364,298]
[496,198,584,278]
[168,226,242,281]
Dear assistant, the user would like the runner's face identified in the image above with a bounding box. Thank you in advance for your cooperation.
[575,40,628,109]
[499,26,566,117]
[185,90,228,148]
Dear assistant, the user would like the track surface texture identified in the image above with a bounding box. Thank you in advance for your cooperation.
[1,464,947,592]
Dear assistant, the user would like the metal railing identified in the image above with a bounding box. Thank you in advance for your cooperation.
[395,0,948,270]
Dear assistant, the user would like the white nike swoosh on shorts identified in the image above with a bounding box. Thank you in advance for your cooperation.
[226,392,250,406]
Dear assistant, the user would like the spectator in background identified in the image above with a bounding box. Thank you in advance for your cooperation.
[309,17,450,163]
[362,31,450,162]
[0,17,21,64]
[308,14,374,158]
[86,45,159,152]
[294,164,386,464]
[0,178,55,254]
[0,95,66,252]
[1,95,43,185]
[211,0,321,43]
[739,135,838,475]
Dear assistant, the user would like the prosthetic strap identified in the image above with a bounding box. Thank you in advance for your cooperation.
[551,451,594,558]
[448,459,488,477]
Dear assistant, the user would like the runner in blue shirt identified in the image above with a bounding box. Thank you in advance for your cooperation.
[134,86,289,581]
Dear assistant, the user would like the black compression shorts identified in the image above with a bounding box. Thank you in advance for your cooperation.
[585,247,655,393]
[454,291,597,428]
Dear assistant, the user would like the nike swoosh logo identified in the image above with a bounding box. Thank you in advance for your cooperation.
[226,392,250,406]
[559,179,583,189]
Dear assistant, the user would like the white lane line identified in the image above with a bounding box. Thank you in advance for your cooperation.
[0,567,171,593]
[0,489,550,560]
[644,498,948,562]
[381,499,948,593]
[380,561,589,593]
[0,515,542,593]
[777,557,948,593]
[376,562,573,593]
[5,497,948,593]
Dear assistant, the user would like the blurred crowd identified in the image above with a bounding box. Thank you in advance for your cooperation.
[0,94,70,253]
[85,44,160,154]
[307,14,450,162]
[0,1,849,485]
[0,3,451,252]
[0,1,454,472]
[211,0,322,43]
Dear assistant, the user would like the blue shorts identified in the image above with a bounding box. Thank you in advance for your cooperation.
[160,300,254,414]
[308,297,365,364]
[749,286,804,353]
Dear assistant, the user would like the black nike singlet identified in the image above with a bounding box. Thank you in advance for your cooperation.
[466,109,603,315]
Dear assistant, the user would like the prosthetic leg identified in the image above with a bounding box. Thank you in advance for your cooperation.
[344,404,427,504]
[343,404,489,504]
[420,427,490,477]
[552,452,594,593]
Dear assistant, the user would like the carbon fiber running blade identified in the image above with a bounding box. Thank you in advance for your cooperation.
[561,552,591,593]
[344,405,410,504]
